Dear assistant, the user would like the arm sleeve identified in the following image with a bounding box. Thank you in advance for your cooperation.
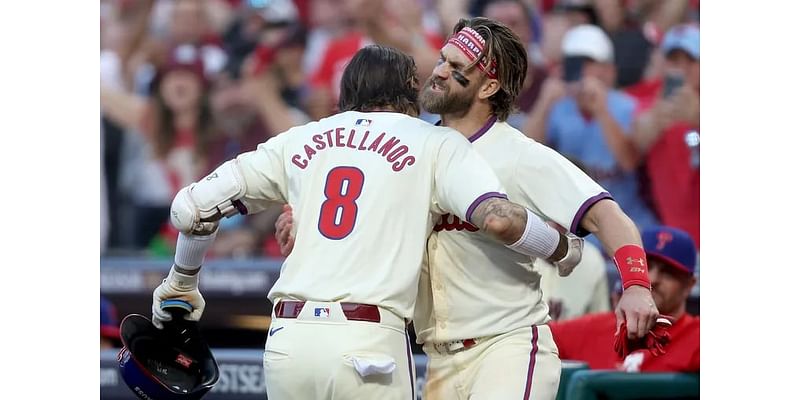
[513,141,612,236]
[431,131,507,221]
[233,131,293,214]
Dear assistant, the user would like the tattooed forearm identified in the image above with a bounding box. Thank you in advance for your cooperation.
[469,198,528,244]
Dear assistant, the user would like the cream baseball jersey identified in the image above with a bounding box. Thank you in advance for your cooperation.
[414,118,611,343]
[232,111,507,320]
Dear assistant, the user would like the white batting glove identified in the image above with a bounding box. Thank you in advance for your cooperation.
[553,233,584,277]
[152,266,206,329]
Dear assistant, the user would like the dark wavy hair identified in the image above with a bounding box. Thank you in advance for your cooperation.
[338,45,420,116]
[150,92,213,160]
[452,17,528,121]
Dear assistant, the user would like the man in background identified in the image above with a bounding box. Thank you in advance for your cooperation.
[633,24,700,249]
[524,24,659,237]
[550,225,699,373]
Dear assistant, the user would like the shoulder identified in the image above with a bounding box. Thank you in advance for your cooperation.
[512,131,573,165]
[266,113,345,145]
[405,118,466,142]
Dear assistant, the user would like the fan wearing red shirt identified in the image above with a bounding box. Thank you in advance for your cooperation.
[549,225,699,373]
[631,24,700,249]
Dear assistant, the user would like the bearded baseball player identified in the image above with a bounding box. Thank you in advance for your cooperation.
[151,45,582,400]
[277,19,660,400]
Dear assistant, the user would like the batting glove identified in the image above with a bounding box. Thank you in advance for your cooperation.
[152,266,206,329]
[553,233,584,277]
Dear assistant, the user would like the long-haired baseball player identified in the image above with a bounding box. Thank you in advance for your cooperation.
[278,18,661,400]
[151,45,582,400]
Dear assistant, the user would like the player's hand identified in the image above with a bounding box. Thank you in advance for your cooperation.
[275,204,295,257]
[651,99,677,132]
[152,266,206,329]
[614,285,659,339]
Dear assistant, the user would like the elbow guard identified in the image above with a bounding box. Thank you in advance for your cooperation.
[170,160,249,235]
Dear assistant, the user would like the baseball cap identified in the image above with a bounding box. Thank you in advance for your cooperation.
[661,24,699,60]
[561,24,614,63]
[101,295,121,342]
[150,44,209,94]
[641,226,697,275]
[162,44,206,79]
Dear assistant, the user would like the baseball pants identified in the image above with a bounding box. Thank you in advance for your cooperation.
[422,324,561,400]
[263,300,416,400]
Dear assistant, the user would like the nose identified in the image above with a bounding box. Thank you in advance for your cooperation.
[432,61,450,80]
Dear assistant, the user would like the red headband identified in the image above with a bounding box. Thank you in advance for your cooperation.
[446,27,498,79]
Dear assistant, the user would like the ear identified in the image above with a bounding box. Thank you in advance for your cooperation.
[477,79,501,100]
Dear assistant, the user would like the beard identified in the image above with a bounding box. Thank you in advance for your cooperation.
[418,76,476,117]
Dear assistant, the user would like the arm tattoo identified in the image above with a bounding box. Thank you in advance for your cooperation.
[470,198,527,243]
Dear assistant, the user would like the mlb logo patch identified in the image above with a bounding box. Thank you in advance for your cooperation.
[356,119,372,127]
[314,307,330,318]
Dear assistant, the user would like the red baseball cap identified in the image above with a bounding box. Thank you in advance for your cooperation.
[153,44,208,89]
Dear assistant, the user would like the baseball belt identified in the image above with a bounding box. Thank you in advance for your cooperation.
[274,300,382,323]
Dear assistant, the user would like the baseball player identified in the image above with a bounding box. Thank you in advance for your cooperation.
[277,19,660,400]
[415,18,659,400]
[150,45,582,400]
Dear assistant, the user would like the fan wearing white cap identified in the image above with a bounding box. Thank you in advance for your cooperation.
[524,24,660,239]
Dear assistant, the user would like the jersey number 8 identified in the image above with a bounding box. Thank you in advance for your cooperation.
[318,166,364,239]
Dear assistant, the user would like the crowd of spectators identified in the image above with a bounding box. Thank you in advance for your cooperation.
[100,0,699,263]
[100,0,701,375]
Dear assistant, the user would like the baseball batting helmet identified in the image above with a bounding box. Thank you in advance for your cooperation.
[118,300,219,400]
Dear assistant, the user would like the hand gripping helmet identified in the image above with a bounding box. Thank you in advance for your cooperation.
[118,300,219,400]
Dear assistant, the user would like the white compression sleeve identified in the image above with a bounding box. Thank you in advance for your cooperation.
[504,209,560,259]
[174,231,217,273]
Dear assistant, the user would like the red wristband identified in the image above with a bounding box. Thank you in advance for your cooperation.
[613,244,651,290]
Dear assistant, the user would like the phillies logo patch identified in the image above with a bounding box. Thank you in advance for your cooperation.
[656,231,673,250]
